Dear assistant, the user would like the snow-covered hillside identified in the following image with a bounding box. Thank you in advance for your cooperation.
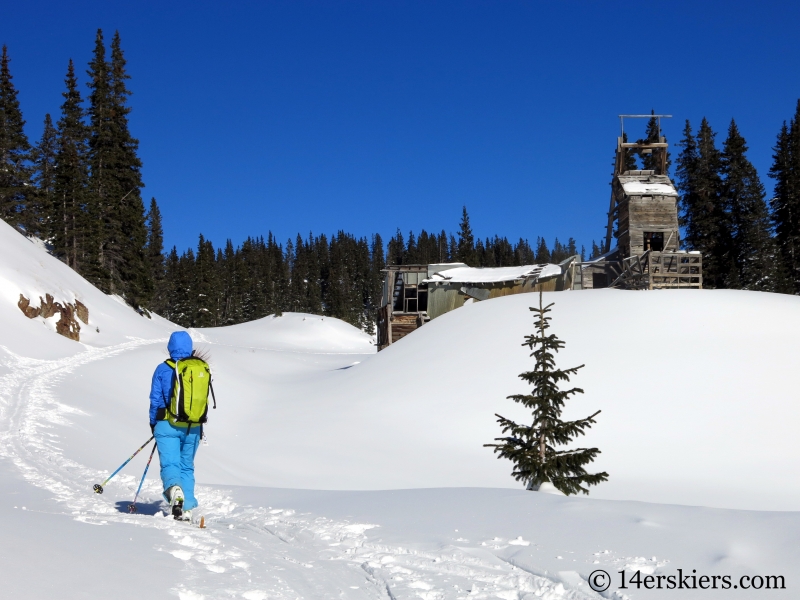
[0,217,797,599]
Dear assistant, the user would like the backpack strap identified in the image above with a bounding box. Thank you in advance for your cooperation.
[163,359,181,421]
[209,380,217,410]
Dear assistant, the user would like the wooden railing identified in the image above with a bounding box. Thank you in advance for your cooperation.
[647,252,702,289]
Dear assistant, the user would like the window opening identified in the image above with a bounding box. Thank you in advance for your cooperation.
[592,273,609,289]
[644,232,664,252]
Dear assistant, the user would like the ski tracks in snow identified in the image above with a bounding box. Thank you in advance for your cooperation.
[0,342,597,600]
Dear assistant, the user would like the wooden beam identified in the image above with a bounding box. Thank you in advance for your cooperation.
[620,143,669,148]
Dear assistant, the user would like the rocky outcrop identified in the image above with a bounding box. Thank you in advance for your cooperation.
[17,294,89,342]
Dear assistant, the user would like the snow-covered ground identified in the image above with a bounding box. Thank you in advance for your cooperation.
[0,217,797,599]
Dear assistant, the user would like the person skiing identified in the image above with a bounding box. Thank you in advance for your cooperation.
[149,331,214,521]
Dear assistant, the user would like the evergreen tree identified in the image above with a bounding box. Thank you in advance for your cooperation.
[85,30,150,306]
[438,229,449,262]
[193,234,219,326]
[617,132,638,173]
[676,120,700,245]
[387,229,405,265]
[405,230,418,264]
[53,59,89,269]
[514,238,534,264]
[161,246,180,321]
[366,233,385,333]
[31,114,58,238]
[535,237,550,263]
[485,291,608,495]
[676,118,733,288]
[109,31,150,306]
[85,30,113,287]
[0,45,33,230]
[171,248,195,324]
[551,238,569,263]
[146,198,165,311]
[638,110,671,173]
[770,101,800,293]
[457,206,476,265]
[721,120,778,291]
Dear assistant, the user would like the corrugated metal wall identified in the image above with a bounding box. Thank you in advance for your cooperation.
[426,278,559,320]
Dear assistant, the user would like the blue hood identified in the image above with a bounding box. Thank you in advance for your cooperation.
[167,331,193,360]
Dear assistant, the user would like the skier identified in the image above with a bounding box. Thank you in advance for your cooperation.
[149,331,212,521]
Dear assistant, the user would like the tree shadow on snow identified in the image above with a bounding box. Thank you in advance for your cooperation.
[114,500,165,516]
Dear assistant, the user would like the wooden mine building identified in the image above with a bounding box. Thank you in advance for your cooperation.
[377,259,581,350]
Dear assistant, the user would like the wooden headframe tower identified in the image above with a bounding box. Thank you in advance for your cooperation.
[587,115,702,289]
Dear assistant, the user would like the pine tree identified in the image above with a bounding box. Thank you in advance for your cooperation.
[457,206,476,265]
[514,238,534,264]
[193,234,219,326]
[366,233,385,333]
[535,237,550,263]
[721,120,777,291]
[387,229,405,265]
[85,30,113,287]
[0,45,33,230]
[145,198,165,311]
[31,114,58,238]
[109,31,150,306]
[405,230,418,264]
[638,110,671,173]
[170,248,195,325]
[438,230,449,262]
[85,30,150,306]
[54,59,89,269]
[485,291,608,495]
[676,118,734,288]
[770,101,800,293]
[617,132,638,173]
[161,246,180,321]
[676,120,700,247]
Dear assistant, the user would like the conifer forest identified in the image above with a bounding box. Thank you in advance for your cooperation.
[3,32,800,332]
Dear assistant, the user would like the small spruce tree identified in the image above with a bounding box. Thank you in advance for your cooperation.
[486,291,608,495]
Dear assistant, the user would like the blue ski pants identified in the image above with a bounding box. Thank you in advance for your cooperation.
[154,420,201,511]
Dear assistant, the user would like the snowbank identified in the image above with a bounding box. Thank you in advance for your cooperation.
[193,312,374,353]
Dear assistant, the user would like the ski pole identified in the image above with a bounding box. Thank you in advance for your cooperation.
[128,442,157,513]
[93,436,154,494]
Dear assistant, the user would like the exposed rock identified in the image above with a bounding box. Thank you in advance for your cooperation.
[17,293,86,342]
[75,300,89,324]
[40,294,58,319]
[17,294,40,318]
[56,303,81,341]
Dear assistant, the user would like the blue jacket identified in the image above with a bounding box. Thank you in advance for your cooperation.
[149,331,193,425]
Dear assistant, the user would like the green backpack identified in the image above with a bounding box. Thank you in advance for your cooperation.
[165,357,217,428]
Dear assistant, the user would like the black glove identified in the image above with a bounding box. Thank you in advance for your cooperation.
[150,423,155,434]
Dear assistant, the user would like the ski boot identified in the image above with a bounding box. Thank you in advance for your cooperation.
[166,485,185,520]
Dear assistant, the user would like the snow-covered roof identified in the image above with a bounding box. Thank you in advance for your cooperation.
[621,181,677,196]
[424,264,561,284]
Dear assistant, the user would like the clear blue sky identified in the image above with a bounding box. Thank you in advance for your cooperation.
[5,1,800,254]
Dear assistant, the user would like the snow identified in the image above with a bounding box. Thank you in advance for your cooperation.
[621,181,677,196]
[0,218,797,598]
[425,264,558,284]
